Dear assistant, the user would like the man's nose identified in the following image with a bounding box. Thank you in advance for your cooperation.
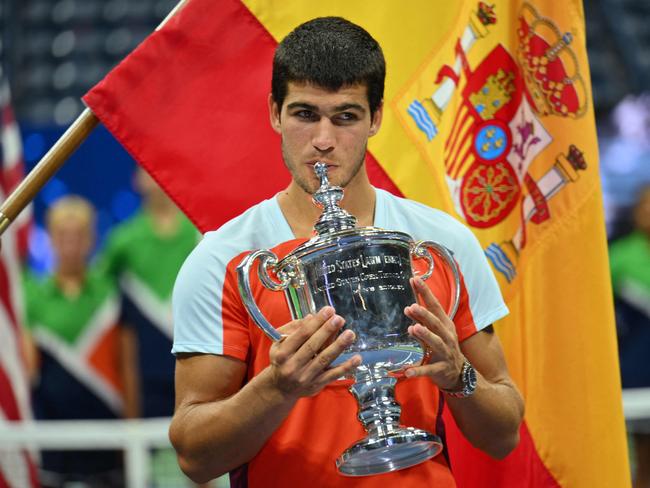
[312,119,336,152]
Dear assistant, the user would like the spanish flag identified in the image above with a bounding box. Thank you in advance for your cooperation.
[84,1,630,486]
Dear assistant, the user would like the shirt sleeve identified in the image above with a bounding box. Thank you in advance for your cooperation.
[171,235,250,361]
[450,223,509,340]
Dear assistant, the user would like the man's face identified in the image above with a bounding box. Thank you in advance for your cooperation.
[269,82,382,193]
[49,216,93,270]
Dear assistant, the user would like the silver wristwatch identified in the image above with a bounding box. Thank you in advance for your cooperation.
[442,359,477,398]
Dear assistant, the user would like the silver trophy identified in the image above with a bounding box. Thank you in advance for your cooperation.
[237,163,460,476]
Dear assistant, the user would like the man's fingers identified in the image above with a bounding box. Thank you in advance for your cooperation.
[303,328,356,376]
[278,307,335,354]
[407,323,445,353]
[276,318,304,337]
[314,354,362,386]
[292,313,347,365]
[405,303,454,344]
[412,277,446,317]
[403,360,447,379]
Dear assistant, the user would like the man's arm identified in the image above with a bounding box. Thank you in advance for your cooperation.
[445,329,523,458]
[169,307,361,484]
[404,277,524,459]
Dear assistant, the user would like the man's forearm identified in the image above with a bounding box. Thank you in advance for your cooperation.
[403,284,525,459]
[445,375,524,459]
[170,310,361,483]
[170,368,297,483]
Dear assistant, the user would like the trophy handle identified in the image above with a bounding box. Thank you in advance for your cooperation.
[411,241,461,320]
[236,249,289,342]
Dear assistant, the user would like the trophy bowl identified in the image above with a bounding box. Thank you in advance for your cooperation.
[237,163,460,476]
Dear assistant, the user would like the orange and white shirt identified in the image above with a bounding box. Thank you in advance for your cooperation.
[172,188,508,487]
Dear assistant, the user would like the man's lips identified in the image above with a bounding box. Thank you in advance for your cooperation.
[306,160,337,168]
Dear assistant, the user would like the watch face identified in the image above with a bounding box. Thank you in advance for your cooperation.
[443,360,477,397]
[466,363,478,391]
[459,361,477,397]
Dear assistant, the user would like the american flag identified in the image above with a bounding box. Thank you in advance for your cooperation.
[0,73,39,487]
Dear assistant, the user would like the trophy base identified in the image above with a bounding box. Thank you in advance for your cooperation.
[336,428,443,476]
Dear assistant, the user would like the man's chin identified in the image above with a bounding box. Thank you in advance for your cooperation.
[295,167,351,194]
[294,178,318,195]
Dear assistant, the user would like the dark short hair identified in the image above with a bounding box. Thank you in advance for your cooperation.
[271,17,386,116]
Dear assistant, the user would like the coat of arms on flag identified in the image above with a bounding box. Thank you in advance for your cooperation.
[400,2,589,284]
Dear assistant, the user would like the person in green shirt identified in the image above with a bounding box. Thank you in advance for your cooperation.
[99,168,198,419]
[609,185,650,488]
[23,195,125,486]
[610,186,650,322]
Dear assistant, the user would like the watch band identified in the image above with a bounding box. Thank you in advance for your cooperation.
[441,359,477,398]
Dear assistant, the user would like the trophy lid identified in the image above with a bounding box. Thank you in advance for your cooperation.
[312,162,357,235]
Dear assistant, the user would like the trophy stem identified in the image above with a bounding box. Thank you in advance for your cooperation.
[351,368,403,437]
[336,367,444,476]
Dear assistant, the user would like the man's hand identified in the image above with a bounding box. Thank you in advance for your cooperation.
[267,306,361,399]
[403,277,465,390]
[172,306,362,482]
[403,277,524,459]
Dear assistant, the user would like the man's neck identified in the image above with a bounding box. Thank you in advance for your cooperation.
[277,171,376,239]
[55,268,86,298]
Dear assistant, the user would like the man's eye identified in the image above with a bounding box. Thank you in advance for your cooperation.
[295,110,317,120]
[335,113,359,123]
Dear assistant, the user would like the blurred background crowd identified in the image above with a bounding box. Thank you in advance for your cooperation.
[1,0,650,487]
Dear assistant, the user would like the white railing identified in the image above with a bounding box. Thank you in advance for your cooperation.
[622,388,650,433]
[0,417,174,487]
[1,390,648,487]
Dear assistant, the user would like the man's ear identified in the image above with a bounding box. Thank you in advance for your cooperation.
[268,93,282,134]
[369,101,383,137]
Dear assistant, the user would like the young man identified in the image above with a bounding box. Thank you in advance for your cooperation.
[170,17,524,487]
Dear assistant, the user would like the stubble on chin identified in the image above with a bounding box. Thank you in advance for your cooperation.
[281,141,367,195]
[281,143,316,195]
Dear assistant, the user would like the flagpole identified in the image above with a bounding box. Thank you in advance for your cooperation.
[0,0,189,237]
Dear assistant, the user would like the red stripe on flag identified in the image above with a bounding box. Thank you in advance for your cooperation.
[448,123,472,178]
[366,152,402,197]
[1,104,13,126]
[0,163,24,196]
[84,0,287,233]
[444,407,559,487]
[0,364,21,421]
[0,467,9,488]
[25,451,40,488]
[445,104,468,153]
[449,145,472,180]
[0,452,39,488]
[0,261,18,330]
